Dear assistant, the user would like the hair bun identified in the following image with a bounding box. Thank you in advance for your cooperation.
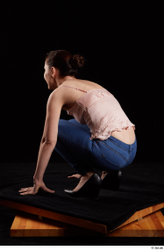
[46,50,84,77]
[69,54,84,69]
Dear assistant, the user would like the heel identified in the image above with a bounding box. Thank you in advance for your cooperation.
[101,170,122,191]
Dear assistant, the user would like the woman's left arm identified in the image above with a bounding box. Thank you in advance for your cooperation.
[19,91,63,195]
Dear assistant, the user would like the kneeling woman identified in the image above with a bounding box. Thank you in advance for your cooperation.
[19,50,137,198]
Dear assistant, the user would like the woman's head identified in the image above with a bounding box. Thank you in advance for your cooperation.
[45,50,84,77]
[44,50,84,89]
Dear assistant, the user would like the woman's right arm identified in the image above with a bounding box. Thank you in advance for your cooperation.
[19,90,64,195]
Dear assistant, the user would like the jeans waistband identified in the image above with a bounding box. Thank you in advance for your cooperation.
[108,136,137,152]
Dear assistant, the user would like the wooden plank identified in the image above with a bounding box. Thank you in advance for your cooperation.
[113,203,164,230]
[0,199,107,234]
[107,210,164,237]
[1,198,164,236]
[156,210,164,227]
[10,213,99,237]
[11,213,68,237]
[11,210,164,237]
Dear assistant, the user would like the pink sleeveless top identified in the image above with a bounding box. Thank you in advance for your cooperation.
[60,85,135,140]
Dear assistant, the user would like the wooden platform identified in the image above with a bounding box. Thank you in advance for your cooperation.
[0,199,107,234]
[10,213,100,237]
[0,199,164,237]
[10,209,164,237]
[108,210,164,237]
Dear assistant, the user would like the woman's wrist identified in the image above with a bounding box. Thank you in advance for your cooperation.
[33,175,43,184]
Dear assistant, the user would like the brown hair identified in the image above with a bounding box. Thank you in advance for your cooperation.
[45,50,84,77]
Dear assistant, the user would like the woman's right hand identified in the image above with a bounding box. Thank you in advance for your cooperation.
[19,180,55,196]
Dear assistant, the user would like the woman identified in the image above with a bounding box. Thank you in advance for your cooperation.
[19,50,137,198]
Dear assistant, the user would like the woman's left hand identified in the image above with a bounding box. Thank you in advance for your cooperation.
[67,173,81,179]
[19,180,55,196]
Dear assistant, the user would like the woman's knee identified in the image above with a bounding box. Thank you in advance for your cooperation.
[58,119,68,126]
[58,119,79,129]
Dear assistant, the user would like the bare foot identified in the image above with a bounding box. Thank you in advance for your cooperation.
[73,171,95,192]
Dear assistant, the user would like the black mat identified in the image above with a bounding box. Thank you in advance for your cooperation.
[0,162,164,231]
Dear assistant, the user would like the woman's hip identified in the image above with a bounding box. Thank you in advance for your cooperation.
[91,136,137,170]
[57,119,137,169]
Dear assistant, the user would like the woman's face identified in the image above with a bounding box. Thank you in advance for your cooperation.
[44,62,56,90]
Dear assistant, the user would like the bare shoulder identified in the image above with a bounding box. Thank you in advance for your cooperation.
[63,78,104,91]
[47,85,76,111]
[47,88,65,108]
[47,79,105,110]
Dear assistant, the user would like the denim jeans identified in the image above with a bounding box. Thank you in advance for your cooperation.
[55,119,137,176]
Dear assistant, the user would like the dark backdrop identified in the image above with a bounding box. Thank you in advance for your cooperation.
[0,1,162,163]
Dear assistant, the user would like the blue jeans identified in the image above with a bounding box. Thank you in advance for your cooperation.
[55,119,137,176]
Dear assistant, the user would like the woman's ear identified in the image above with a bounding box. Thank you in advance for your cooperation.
[51,67,56,78]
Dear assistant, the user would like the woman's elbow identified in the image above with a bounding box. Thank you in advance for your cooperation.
[42,139,57,148]
[45,140,56,146]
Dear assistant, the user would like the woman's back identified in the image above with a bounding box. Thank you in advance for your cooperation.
[58,79,135,144]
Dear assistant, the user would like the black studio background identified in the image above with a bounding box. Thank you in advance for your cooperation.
[0,1,162,164]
